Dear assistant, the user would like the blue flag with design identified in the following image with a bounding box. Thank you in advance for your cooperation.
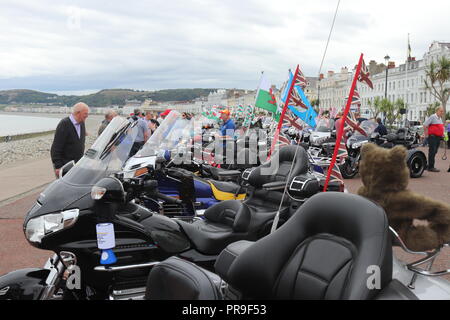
[280,70,318,128]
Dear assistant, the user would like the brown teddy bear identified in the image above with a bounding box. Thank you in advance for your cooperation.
[357,143,450,252]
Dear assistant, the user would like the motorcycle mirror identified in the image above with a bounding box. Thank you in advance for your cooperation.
[91,177,125,202]
[59,160,75,179]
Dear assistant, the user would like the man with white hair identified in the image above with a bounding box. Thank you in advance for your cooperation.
[51,102,90,178]
[98,109,117,136]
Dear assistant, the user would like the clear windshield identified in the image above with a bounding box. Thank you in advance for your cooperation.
[135,111,194,158]
[316,118,334,132]
[354,120,378,137]
[62,116,138,185]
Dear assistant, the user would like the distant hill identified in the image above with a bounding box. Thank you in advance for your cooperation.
[0,88,218,108]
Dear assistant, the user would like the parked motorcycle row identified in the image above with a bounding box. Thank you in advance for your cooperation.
[299,117,427,179]
[0,111,448,300]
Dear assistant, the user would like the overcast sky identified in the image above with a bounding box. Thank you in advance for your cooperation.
[1,0,449,95]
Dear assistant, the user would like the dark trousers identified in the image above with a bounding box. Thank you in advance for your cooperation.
[428,135,441,169]
[447,131,450,149]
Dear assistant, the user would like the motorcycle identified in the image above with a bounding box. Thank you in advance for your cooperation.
[371,127,427,178]
[122,114,248,217]
[338,120,376,179]
[145,192,450,300]
[0,114,326,300]
[308,118,336,148]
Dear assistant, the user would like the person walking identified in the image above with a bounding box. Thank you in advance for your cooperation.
[50,102,90,178]
[129,108,149,157]
[98,109,117,136]
[423,106,445,172]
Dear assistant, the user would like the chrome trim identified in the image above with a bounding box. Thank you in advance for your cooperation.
[94,261,160,272]
[60,251,77,268]
[0,286,10,296]
[390,227,449,278]
[40,255,65,300]
[110,287,147,300]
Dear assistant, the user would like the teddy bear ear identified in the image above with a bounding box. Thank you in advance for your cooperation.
[389,146,407,163]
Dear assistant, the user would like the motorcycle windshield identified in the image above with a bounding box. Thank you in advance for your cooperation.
[61,116,138,185]
[354,120,378,137]
[316,119,334,132]
[134,111,194,158]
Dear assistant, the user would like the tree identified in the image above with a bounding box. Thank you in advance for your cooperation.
[380,98,404,128]
[426,102,441,119]
[424,56,450,121]
[367,96,383,119]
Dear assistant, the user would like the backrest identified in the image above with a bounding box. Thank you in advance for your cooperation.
[204,200,251,232]
[248,145,308,189]
[223,192,392,300]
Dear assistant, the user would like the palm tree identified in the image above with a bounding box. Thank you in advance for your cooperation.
[380,98,404,129]
[367,96,383,119]
[424,56,450,120]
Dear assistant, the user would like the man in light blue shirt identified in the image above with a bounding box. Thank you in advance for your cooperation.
[129,108,149,157]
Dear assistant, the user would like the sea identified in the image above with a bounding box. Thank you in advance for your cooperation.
[0,114,61,136]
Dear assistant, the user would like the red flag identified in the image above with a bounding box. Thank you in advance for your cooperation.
[358,59,373,89]
[323,54,365,192]
[295,68,308,90]
[283,113,303,130]
[327,162,344,183]
[345,110,367,136]
[288,89,308,110]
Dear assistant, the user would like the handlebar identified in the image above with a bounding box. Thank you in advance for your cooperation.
[155,192,183,205]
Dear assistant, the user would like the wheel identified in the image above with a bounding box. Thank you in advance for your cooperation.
[408,153,426,178]
[339,161,358,179]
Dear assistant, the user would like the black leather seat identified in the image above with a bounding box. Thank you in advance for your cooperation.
[176,200,251,255]
[208,179,241,194]
[176,146,309,255]
[148,192,397,300]
[221,192,393,300]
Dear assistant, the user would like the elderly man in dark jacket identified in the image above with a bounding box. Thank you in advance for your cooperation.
[50,102,90,178]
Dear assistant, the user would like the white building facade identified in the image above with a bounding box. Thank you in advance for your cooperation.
[360,41,450,122]
[317,68,352,110]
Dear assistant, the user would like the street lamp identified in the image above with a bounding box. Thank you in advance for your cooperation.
[384,55,390,99]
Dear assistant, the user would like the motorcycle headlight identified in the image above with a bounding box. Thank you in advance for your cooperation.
[25,209,79,244]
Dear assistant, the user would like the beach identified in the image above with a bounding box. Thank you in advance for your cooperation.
[0,112,103,167]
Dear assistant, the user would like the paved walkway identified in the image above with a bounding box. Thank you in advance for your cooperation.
[0,157,55,206]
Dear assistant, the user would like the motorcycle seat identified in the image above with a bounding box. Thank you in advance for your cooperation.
[147,192,400,300]
[208,179,241,195]
[176,200,252,255]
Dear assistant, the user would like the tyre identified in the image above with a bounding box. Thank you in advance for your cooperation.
[340,161,358,179]
[408,153,426,178]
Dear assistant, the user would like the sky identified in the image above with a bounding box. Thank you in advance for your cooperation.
[1,0,450,95]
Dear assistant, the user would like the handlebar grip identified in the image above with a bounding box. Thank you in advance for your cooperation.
[156,192,183,205]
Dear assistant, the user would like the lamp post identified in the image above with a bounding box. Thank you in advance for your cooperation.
[384,55,390,99]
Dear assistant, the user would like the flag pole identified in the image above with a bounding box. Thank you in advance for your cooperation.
[405,33,410,126]
[323,54,364,192]
[269,65,300,158]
